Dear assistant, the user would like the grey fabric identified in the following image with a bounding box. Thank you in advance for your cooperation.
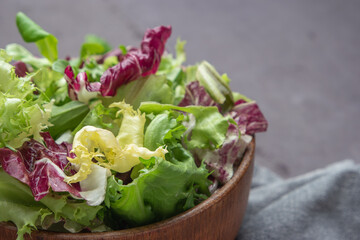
[237,160,360,240]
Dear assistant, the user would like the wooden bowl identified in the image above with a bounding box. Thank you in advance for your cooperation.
[0,138,255,240]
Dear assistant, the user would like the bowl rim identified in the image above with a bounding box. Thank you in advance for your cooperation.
[0,137,255,238]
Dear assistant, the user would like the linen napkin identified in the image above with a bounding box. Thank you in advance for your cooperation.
[237,160,360,240]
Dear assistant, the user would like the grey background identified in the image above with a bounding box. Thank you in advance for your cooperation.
[1,0,359,178]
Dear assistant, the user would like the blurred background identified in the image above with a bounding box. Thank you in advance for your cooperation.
[1,0,359,178]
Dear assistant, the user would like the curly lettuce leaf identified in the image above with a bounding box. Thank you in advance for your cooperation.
[72,102,119,136]
[0,56,33,96]
[107,113,210,227]
[157,39,189,104]
[32,66,69,104]
[65,102,167,183]
[0,58,52,149]
[139,102,229,149]
[105,148,210,227]
[157,38,186,82]
[5,43,51,70]
[144,112,185,151]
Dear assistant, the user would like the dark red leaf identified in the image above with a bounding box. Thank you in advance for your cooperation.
[99,25,172,96]
[0,134,81,201]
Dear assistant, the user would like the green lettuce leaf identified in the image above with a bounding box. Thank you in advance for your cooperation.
[0,169,103,240]
[72,102,119,136]
[140,102,229,149]
[6,43,51,69]
[0,169,52,240]
[105,150,210,227]
[196,61,234,112]
[0,58,52,149]
[157,39,187,104]
[80,35,112,60]
[144,112,185,151]
[105,106,211,227]
[16,12,58,62]
[101,75,174,109]
[48,101,90,139]
[32,66,69,104]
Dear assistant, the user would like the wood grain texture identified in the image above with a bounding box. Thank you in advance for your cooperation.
[0,138,255,240]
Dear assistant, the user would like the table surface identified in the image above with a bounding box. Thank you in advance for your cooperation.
[1,0,359,177]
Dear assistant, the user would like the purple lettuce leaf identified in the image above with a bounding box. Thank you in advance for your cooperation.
[97,48,123,64]
[64,66,101,102]
[177,81,242,183]
[228,101,268,135]
[199,124,242,183]
[178,81,262,183]
[0,132,81,201]
[99,25,172,96]
[13,61,29,77]
[178,81,218,108]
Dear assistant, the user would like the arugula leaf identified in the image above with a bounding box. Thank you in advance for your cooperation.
[16,12,58,62]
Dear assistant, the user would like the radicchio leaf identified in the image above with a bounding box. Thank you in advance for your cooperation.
[97,48,123,64]
[64,66,100,103]
[178,81,218,108]
[13,61,28,77]
[178,81,257,183]
[99,25,172,96]
[229,101,268,135]
[0,132,81,201]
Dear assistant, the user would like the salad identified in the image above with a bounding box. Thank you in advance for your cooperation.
[0,12,268,240]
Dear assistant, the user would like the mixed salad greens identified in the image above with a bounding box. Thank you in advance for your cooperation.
[0,12,268,240]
